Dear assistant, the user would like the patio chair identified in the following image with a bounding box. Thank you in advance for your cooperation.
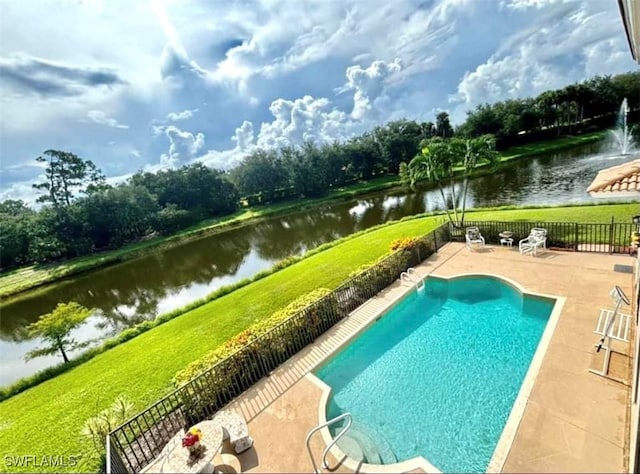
[465,226,485,251]
[519,228,547,256]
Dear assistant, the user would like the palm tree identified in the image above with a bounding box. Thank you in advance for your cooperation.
[402,141,456,224]
[460,135,498,224]
[400,135,498,226]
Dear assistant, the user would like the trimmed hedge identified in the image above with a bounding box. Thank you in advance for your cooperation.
[174,288,333,386]
[173,289,340,424]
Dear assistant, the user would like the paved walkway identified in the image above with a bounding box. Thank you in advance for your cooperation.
[208,243,633,473]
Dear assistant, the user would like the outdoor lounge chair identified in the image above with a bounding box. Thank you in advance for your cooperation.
[519,228,547,256]
[465,226,485,251]
[590,286,631,378]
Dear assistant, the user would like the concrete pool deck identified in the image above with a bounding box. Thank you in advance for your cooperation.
[207,243,634,473]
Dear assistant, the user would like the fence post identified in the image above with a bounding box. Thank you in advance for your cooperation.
[434,228,438,252]
[574,223,579,252]
[106,434,130,474]
[609,216,614,254]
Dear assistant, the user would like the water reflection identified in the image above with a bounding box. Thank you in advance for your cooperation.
[1,141,638,385]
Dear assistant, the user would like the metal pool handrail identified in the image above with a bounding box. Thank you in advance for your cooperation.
[305,412,353,473]
[401,268,424,291]
[407,267,425,291]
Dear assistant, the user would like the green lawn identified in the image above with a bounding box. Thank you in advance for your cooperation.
[498,130,607,161]
[467,202,638,222]
[0,203,637,472]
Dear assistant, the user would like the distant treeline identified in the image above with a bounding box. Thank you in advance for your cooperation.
[1,71,638,270]
[458,71,640,148]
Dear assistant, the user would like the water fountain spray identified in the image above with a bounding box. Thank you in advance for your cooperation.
[610,98,635,155]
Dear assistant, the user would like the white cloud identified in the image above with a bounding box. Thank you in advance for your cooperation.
[448,1,634,122]
[152,125,167,136]
[197,148,246,170]
[231,121,254,151]
[0,180,40,205]
[209,0,469,90]
[86,110,129,129]
[159,125,205,168]
[240,58,402,150]
[166,109,198,121]
[171,58,384,170]
[159,43,215,86]
[501,0,564,10]
[342,59,402,120]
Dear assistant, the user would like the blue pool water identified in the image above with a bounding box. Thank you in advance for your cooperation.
[315,275,555,473]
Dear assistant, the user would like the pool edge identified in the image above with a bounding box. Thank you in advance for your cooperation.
[310,271,563,474]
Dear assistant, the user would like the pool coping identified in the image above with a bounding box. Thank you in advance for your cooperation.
[306,270,565,474]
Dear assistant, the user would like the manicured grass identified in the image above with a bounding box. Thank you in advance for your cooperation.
[498,130,608,161]
[0,203,636,472]
[467,201,638,222]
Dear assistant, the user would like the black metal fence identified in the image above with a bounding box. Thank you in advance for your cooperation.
[451,219,637,254]
[107,224,450,473]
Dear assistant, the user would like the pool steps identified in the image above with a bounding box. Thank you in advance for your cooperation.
[331,421,398,465]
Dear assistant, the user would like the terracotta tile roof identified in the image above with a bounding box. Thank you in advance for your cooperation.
[587,159,640,197]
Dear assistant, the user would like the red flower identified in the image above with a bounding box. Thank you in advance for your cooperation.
[182,432,199,447]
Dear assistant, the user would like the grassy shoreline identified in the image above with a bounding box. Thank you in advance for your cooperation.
[0,203,637,473]
[0,130,608,300]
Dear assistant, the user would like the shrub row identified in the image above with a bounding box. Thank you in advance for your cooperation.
[176,288,342,425]
[174,288,333,386]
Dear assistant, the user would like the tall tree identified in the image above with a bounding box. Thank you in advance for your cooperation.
[459,135,498,223]
[79,185,159,248]
[33,150,106,207]
[400,135,496,224]
[372,120,423,173]
[25,301,93,363]
[435,112,454,138]
[0,200,35,268]
[400,142,456,223]
[230,149,289,198]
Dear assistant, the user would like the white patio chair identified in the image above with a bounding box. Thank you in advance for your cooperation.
[519,228,547,256]
[465,226,485,251]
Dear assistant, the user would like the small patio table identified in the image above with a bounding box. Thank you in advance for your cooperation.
[160,420,223,474]
[499,231,514,247]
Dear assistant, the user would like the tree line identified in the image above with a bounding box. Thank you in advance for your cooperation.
[458,71,639,146]
[1,71,638,270]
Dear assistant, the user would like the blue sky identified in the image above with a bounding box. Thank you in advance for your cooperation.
[0,0,637,203]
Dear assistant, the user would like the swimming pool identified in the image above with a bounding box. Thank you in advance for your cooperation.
[314,274,556,473]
